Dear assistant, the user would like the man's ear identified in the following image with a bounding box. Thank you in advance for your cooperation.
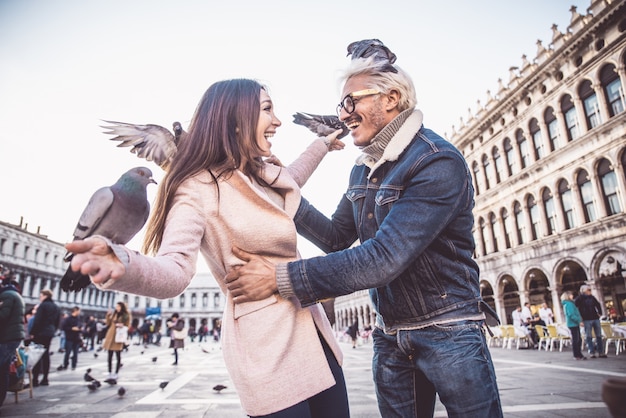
[385,89,400,111]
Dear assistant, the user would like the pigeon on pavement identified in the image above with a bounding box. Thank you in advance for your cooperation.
[84,368,95,382]
[117,386,126,397]
[159,381,169,390]
[60,167,156,292]
[152,356,158,363]
[102,120,186,170]
[346,39,398,73]
[212,384,227,393]
[292,112,349,139]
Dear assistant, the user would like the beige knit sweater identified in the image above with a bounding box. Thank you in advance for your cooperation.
[98,138,342,415]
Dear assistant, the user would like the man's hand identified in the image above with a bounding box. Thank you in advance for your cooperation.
[225,247,279,303]
[65,237,125,286]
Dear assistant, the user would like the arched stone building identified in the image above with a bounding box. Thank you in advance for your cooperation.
[455,0,626,325]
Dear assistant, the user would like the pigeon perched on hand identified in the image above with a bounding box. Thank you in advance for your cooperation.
[346,39,398,73]
[60,167,156,292]
[102,120,186,170]
[292,112,349,140]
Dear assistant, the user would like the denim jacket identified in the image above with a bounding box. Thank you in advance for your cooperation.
[280,110,497,333]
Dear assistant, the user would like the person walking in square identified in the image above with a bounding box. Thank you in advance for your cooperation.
[102,302,131,379]
[562,291,586,360]
[0,267,25,409]
[575,284,607,358]
[57,306,82,371]
[29,289,60,386]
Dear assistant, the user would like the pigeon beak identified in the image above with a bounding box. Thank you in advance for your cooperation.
[149,177,157,185]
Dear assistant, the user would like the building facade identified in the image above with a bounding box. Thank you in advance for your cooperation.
[452,0,626,325]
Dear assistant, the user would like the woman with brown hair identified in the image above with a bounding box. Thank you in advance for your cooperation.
[66,78,349,417]
[102,301,130,379]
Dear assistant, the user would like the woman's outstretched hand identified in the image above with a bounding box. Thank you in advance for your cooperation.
[65,236,125,286]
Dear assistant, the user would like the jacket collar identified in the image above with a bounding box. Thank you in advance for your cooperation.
[356,109,424,178]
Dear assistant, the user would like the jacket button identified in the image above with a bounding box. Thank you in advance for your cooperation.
[371,178,378,183]
[367,213,374,219]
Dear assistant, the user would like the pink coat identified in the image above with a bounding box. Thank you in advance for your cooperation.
[99,139,343,415]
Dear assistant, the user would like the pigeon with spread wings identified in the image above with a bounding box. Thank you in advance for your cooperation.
[102,120,186,170]
[292,112,349,139]
[60,167,156,292]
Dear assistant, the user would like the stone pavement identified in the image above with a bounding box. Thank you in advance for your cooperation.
[2,335,624,417]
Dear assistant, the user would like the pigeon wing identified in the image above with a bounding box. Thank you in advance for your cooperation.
[292,112,349,139]
[102,120,177,169]
[72,186,114,241]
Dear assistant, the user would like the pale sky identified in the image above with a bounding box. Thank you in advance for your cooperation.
[0,0,589,265]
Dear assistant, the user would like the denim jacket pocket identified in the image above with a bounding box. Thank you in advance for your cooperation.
[233,294,278,319]
[345,185,366,203]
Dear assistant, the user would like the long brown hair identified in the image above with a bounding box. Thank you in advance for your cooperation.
[143,79,267,254]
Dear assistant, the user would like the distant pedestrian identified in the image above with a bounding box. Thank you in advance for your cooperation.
[538,303,554,325]
[347,322,358,349]
[57,312,68,353]
[29,289,60,386]
[84,316,97,350]
[0,266,25,409]
[58,307,82,371]
[575,285,607,358]
[167,314,185,365]
[102,302,131,380]
[561,291,586,360]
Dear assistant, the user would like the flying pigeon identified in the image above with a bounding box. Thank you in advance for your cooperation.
[84,368,95,382]
[102,120,186,170]
[60,167,156,292]
[117,386,126,397]
[346,39,398,73]
[292,112,349,139]
[159,381,169,390]
[212,384,227,393]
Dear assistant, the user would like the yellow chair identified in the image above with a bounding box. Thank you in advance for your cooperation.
[601,322,626,355]
[486,326,503,348]
[535,325,550,351]
[500,325,516,349]
[546,324,571,352]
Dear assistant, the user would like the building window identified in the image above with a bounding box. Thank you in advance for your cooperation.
[598,158,622,216]
[504,138,515,176]
[577,170,596,223]
[558,180,575,230]
[501,208,512,249]
[202,293,208,307]
[134,296,140,308]
[529,118,543,159]
[545,107,561,152]
[478,218,487,256]
[472,161,481,195]
[561,95,579,141]
[214,293,220,308]
[514,201,525,245]
[191,293,197,308]
[24,245,30,259]
[489,212,498,252]
[542,188,557,235]
[482,154,491,190]
[516,129,530,169]
[601,64,624,117]
[492,147,504,183]
[579,79,601,130]
[180,294,185,307]
[168,299,174,308]
[527,195,540,241]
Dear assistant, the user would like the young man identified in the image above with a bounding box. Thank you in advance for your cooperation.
[226,39,503,417]
[58,307,82,370]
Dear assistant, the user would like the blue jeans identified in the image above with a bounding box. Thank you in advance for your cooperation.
[0,340,21,407]
[372,322,502,418]
[569,326,584,358]
[583,319,604,355]
[63,340,81,369]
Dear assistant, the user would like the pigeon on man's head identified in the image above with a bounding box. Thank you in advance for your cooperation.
[60,167,156,292]
[102,120,186,170]
[292,113,349,139]
[346,39,398,73]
